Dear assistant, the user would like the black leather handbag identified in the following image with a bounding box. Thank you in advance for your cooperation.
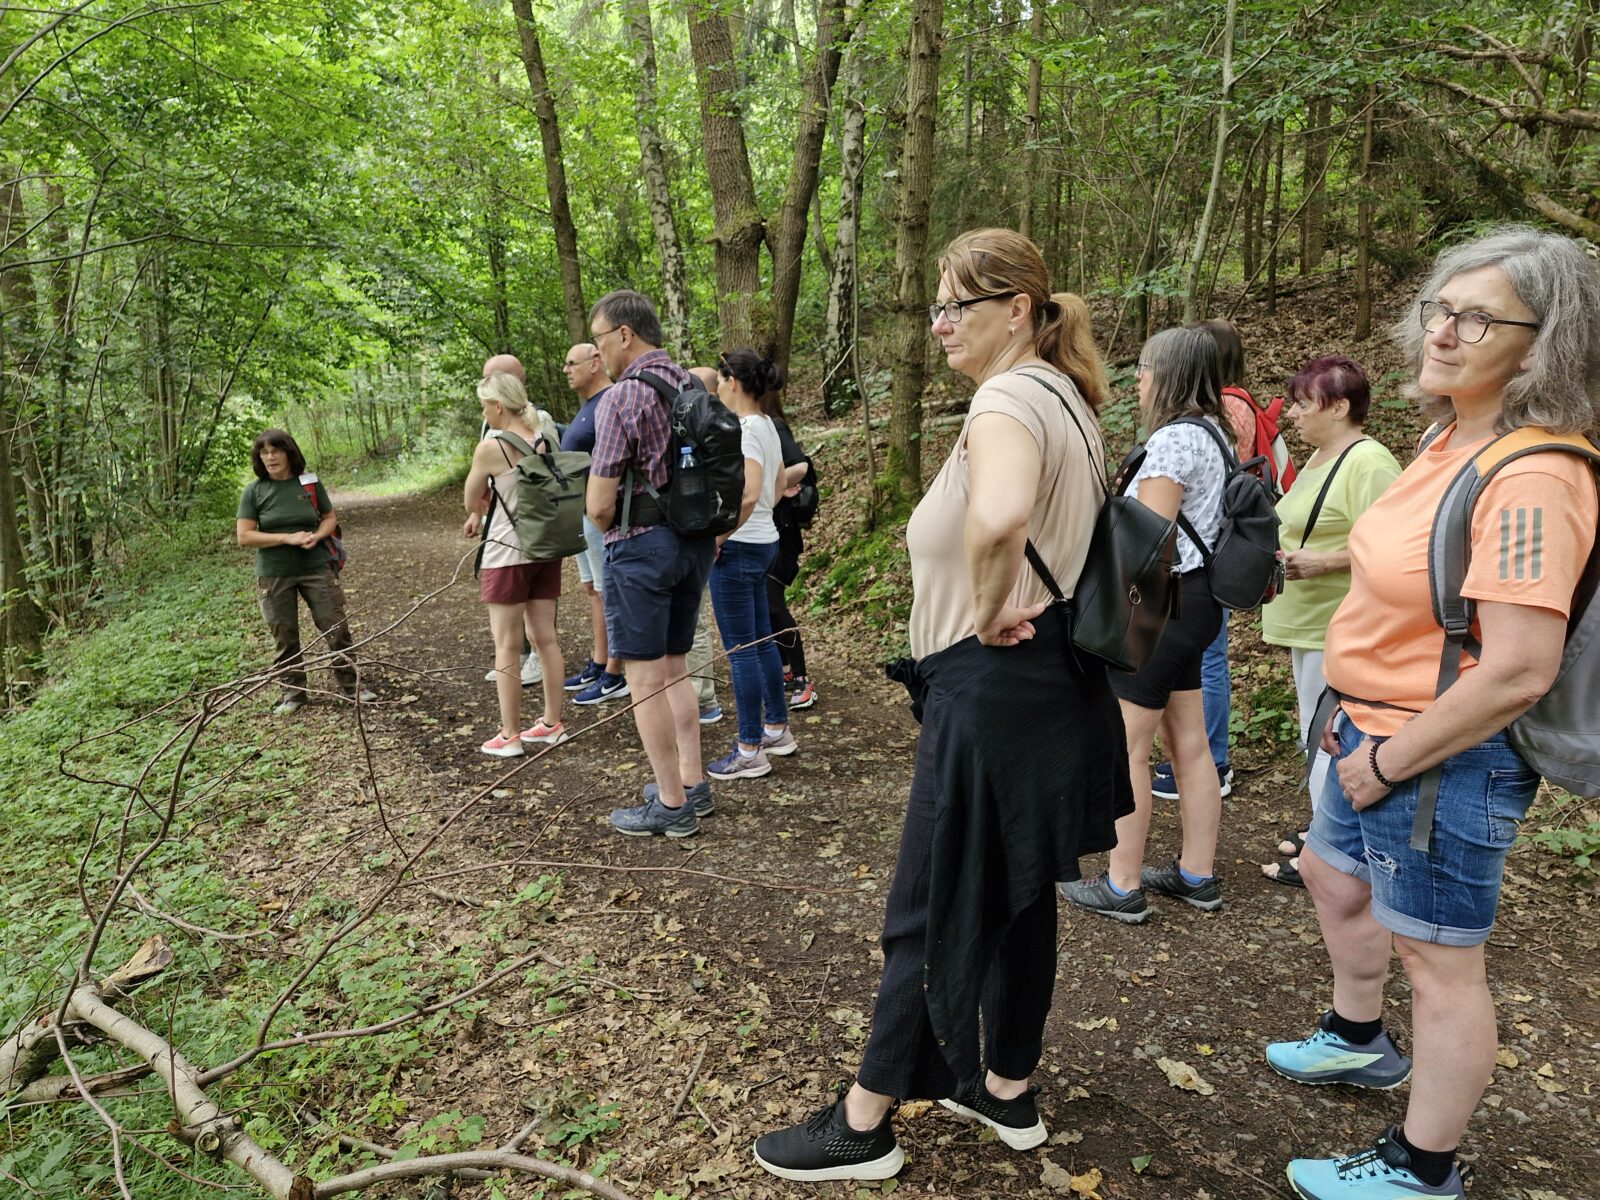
[1019,373,1181,674]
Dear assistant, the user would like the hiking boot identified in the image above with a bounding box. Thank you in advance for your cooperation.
[479,731,525,758]
[761,727,798,757]
[752,1096,903,1183]
[564,660,602,691]
[609,794,698,838]
[708,745,772,780]
[519,720,569,746]
[273,695,306,717]
[1058,873,1149,923]
[574,672,628,705]
[1140,859,1223,911]
[644,779,714,817]
[520,652,543,687]
[1151,760,1233,800]
[1285,1126,1462,1199]
[939,1077,1047,1150]
[785,674,817,710]
[1266,1012,1413,1089]
[698,704,724,725]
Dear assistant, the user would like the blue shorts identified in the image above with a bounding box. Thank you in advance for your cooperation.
[1305,714,1539,946]
[575,515,606,591]
[602,525,714,662]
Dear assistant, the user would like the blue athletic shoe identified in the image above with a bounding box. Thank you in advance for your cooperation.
[574,672,629,705]
[698,704,723,725]
[643,779,715,817]
[1266,1012,1412,1089]
[1151,760,1233,799]
[564,660,602,691]
[1286,1126,1463,1199]
[609,794,698,838]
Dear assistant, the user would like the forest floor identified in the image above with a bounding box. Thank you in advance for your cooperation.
[240,454,1600,1200]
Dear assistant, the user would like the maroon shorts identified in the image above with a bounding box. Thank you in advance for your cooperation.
[480,560,562,605]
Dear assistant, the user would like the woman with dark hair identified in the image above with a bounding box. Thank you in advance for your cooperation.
[1059,326,1230,923]
[1258,356,1399,888]
[704,348,794,781]
[757,386,819,710]
[753,229,1130,1183]
[1271,226,1599,1199]
[236,429,374,715]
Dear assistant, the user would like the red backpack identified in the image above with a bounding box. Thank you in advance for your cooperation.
[1223,386,1297,498]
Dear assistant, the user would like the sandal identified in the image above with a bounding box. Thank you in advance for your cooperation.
[1276,828,1309,858]
[1261,857,1305,889]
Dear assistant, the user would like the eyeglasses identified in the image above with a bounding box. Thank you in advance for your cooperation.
[1134,362,1150,378]
[562,354,597,368]
[927,292,1016,325]
[1419,300,1540,344]
[592,325,625,345]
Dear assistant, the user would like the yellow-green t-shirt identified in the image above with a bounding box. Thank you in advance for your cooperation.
[1260,438,1401,650]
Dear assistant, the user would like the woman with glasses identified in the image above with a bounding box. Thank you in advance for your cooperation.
[1059,325,1231,924]
[1258,356,1400,889]
[753,229,1130,1183]
[1270,227,1598,1200]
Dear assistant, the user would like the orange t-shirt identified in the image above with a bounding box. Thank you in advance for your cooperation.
[1324,425,1599,737]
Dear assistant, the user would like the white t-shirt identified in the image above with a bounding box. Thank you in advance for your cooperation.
[1128,417,1228,573]
[729,413,784,545]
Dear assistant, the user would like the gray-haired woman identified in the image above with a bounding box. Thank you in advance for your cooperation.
[1270,226,1599,1198]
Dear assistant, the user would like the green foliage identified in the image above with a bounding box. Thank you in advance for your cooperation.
[1527,821,1600,877]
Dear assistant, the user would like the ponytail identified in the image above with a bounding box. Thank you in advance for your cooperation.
[1035,292,1109,413]
[718,347,787,413]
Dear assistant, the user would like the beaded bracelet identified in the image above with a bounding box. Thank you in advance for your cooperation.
[1368,739,1398,789]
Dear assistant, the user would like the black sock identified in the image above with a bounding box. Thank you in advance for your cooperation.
[1394,1126,1456,1187]
[1326,1009,1382,1046]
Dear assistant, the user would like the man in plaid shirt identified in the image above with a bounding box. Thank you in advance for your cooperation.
[586,290,714,838]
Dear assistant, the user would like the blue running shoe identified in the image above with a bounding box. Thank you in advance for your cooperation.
[1266,1012,1412,1089]
[699,704,723,725]
[708,745,772,780]
[609,794,698,838]
[564,660,602,691]
[1286,1126,1463,1199]
[574,672,629,705]
[643,779,714,817]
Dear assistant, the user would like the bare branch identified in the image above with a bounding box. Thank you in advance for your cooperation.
[1424,76,1600,132]
[314,1150,637,1200]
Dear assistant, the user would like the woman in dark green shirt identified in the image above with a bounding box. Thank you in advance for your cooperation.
[235,429,373,714]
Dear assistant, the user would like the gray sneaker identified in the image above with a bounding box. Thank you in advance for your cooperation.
[643,779,714,817]
[610,794,699,838]
[1058,873,1150,923]
[1140,859,1223,911]
[761,727,798,757]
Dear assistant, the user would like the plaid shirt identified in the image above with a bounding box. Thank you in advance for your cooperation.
[591,349,690,543]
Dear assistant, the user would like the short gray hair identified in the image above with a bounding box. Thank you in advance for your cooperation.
[1395,225,1600,434]
[589,289,663,349]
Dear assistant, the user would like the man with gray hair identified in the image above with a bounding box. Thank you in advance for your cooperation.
[586,291,713,837]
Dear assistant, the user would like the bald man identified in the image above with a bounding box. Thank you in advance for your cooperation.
[482,353,526,382]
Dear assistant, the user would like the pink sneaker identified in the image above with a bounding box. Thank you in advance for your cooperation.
[480,731,525,758]
[520,720,569,745]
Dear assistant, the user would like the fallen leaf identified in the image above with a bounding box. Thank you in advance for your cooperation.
[1049,1129,1084,1145]
[1495,1048,1519,1069]
[1131,1153,1152,1174]
[1194,1043,1214,1056]
[1536,1062,1556,1077]
[898,1100,933,1119]
[1039,1157,1076,1194]
[1156,1057,1215,1096]
[1069,1165,1104,1197]
[1072,1016,1118,1031]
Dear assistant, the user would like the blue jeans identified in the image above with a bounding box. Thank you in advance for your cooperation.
[1305,715,1538,946]
[1200,608,1230,768]
[709,538,788,746]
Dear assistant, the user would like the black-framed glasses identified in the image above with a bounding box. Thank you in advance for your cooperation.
[927,292,1016,325]
[592,325,625,345]
[1419,300,1540,344]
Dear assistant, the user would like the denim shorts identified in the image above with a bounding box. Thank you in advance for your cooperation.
[602,525,714,661]
[575,515,606,591]
[1305,714,1539,946]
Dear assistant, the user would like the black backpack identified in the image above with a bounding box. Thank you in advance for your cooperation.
[619,371,745,537]
[1171,416,1285,611]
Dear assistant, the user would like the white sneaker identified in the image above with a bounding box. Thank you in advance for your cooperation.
[520,652,543,687]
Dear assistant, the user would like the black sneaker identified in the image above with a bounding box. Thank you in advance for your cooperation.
[752,1096,904,1182]
[1058,873,1150,923]
[939,1077,1047,1150]
[1151,761,1233,799]
[1140,859,1223,911]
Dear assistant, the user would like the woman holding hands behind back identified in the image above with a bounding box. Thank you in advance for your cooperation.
[237,429,374,714]
[753,229,1131,1184]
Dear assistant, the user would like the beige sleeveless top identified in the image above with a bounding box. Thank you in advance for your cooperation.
[905,367,1104,659]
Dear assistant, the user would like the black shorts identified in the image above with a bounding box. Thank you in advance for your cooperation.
[1110,568,1221,710]
[602,525,715,661]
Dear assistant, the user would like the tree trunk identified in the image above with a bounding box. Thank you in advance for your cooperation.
[885,0,943,509]
[1299,94,1331,275]
[1354,86,1375,339]
[764,0,850,371]
[1182,0,1236,323]
[822,22,868,417]
[1018,1,1045,239]
[509,0,587,344]
[486,208,511,352]
[1241,131,1258,283]
[1267,116,1283,314]
[685,0,766,349]
[624,0,692,358]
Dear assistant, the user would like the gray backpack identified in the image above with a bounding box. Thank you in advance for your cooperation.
[1410,425,1600,848]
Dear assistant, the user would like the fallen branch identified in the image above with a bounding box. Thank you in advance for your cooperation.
[669,1043,708,1121]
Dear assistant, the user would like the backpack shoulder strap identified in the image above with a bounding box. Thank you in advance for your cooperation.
[298,473,322,514]
[493,429,535,459]
[635,369,680,403]
[1415,421,1450,455]
[1297,438,1367,549]
[1015,370,1109,496]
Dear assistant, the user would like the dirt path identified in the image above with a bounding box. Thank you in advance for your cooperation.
[277,484,1597,1200]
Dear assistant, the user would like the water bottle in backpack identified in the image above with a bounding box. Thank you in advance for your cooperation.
[673,443,711,529]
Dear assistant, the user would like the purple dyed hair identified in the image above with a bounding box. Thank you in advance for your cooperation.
[1286,355,1372,425]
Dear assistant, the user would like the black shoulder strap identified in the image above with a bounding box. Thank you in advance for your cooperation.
[1298,438,1368,548]
[636,369,679,404]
